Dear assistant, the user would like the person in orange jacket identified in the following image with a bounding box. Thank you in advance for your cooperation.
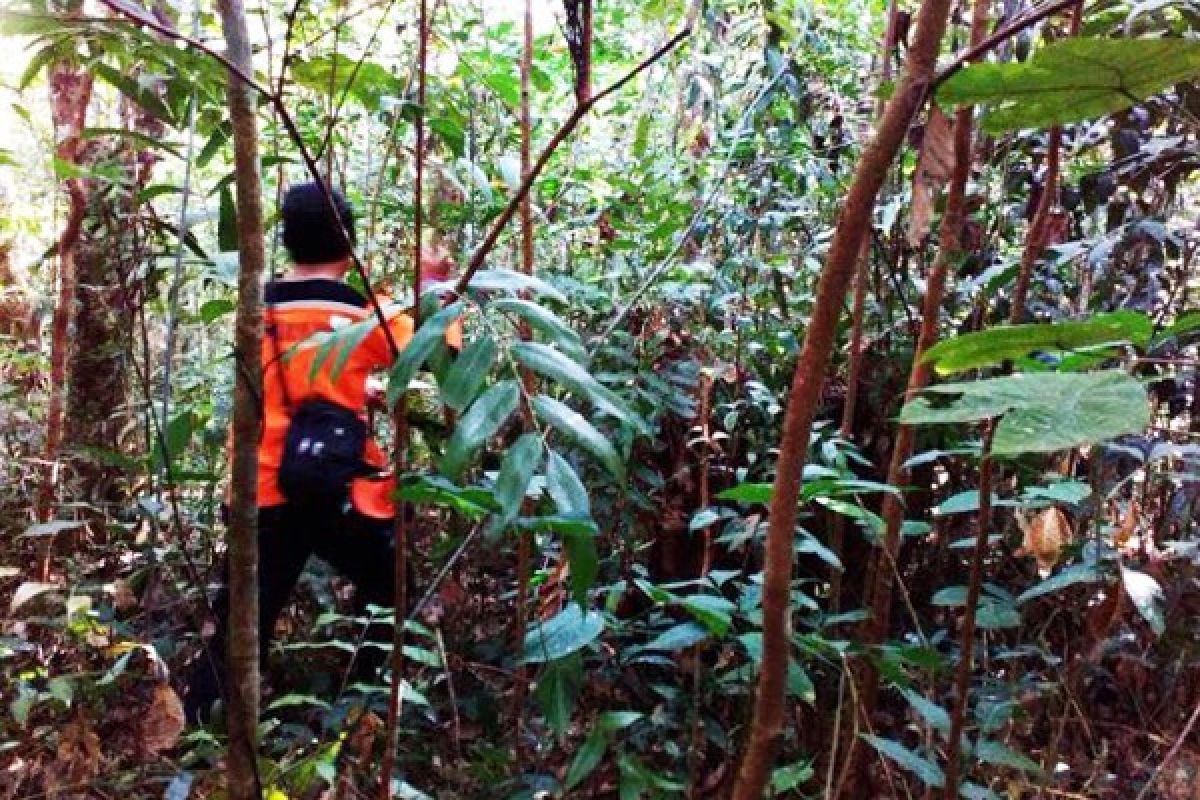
[184,182,456,723]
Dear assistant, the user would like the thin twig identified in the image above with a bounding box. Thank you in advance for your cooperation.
[1133,699,1200,800]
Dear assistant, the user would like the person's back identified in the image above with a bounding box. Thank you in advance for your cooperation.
[184,182,452,723]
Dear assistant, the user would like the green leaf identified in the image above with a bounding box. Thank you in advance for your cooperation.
[1022,480,1092,505]
[563,526,599,605]
[266,693,332,712]
[931,586,968,606]
[468,269,567,303]
[396,475,499,517]
[513,342,642,430]
[535,653,582,734]
[564,727,608,791]
[974,738,1042,773]
[680,594,736,635]
[900,370,1150,456]
[976,600,1021,629]
[960,782,1003,800]
[921,312,1151,374]
[645,621,708,651]
[771,760,815,794]
[439,381,520,480]
[490,298,587,362]
[598,711,642,732]
[291,55,402,110]
[489,433,541,535]
[440,335,496,412]
[520,604,605,664]
[386,302,464,406]
[323,317,378,383]
[517,514,598,536]
[717,482,772,503]
[546,451,590,515]
[938,38,1200,133]
[218,186,238,252]
[532,394,625,481]
[900,688,952,737]
[860,734,945,788]
[199,298,234,324]
[1016,563,1102,604]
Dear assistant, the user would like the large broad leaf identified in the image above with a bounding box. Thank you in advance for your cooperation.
[1016,563,1101,604]
[532,394,626,481]
[489,433,542,535]
[439,380,520,480]
[899,370,1150,456]
[490,298,587,362]
[291,55,402,111]
[938,38,1200,133]
[386,302,464,406]
[546,451,591,515]
[440,335,496,412]
[520,604,605,664]
[466,269,567,304]
[514,342,643,431]
[921,312,1151,374]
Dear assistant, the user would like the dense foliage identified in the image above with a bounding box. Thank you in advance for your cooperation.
[1,0,1199,797]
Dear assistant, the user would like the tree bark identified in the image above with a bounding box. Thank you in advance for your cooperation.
[848,0,991,792]
[380,3,427,796]
[943,421,996,797]
[830,0,899,612]
[510,0,535,753]
[216,0,265,796]
[727,0,954,795]
[37,0,93,544]
[1008,4,1081,324]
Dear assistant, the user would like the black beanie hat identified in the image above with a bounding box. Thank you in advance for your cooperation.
[280,182,356,265]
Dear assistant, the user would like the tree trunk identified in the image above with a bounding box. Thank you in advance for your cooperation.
[37,0,93,540]
[727,0,954,795]
[216,0,266,796]
[849,0,991,793]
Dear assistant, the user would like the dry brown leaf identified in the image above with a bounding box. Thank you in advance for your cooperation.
[105,579,137,611]
[907,106,955,247]
[1018,507,1071,576]
[50,716,101,787]
[1113,500,1138,547]
[140,683,185,754]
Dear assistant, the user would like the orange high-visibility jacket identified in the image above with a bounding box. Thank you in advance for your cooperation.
[257,278,457,518]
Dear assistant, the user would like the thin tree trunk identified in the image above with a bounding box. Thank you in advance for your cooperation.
[380,3,427,796]
[1008,4,1081,324]
[510,0,535,755]
[830,0,899,612]
[1009,131,1059,323]
[848,0,991,792]
[216,0,265,796]
[942,421,996,797]
[727,0,955,794]
[37,0,93,549]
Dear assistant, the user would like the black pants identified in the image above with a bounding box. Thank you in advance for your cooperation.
[184,502,399,723]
